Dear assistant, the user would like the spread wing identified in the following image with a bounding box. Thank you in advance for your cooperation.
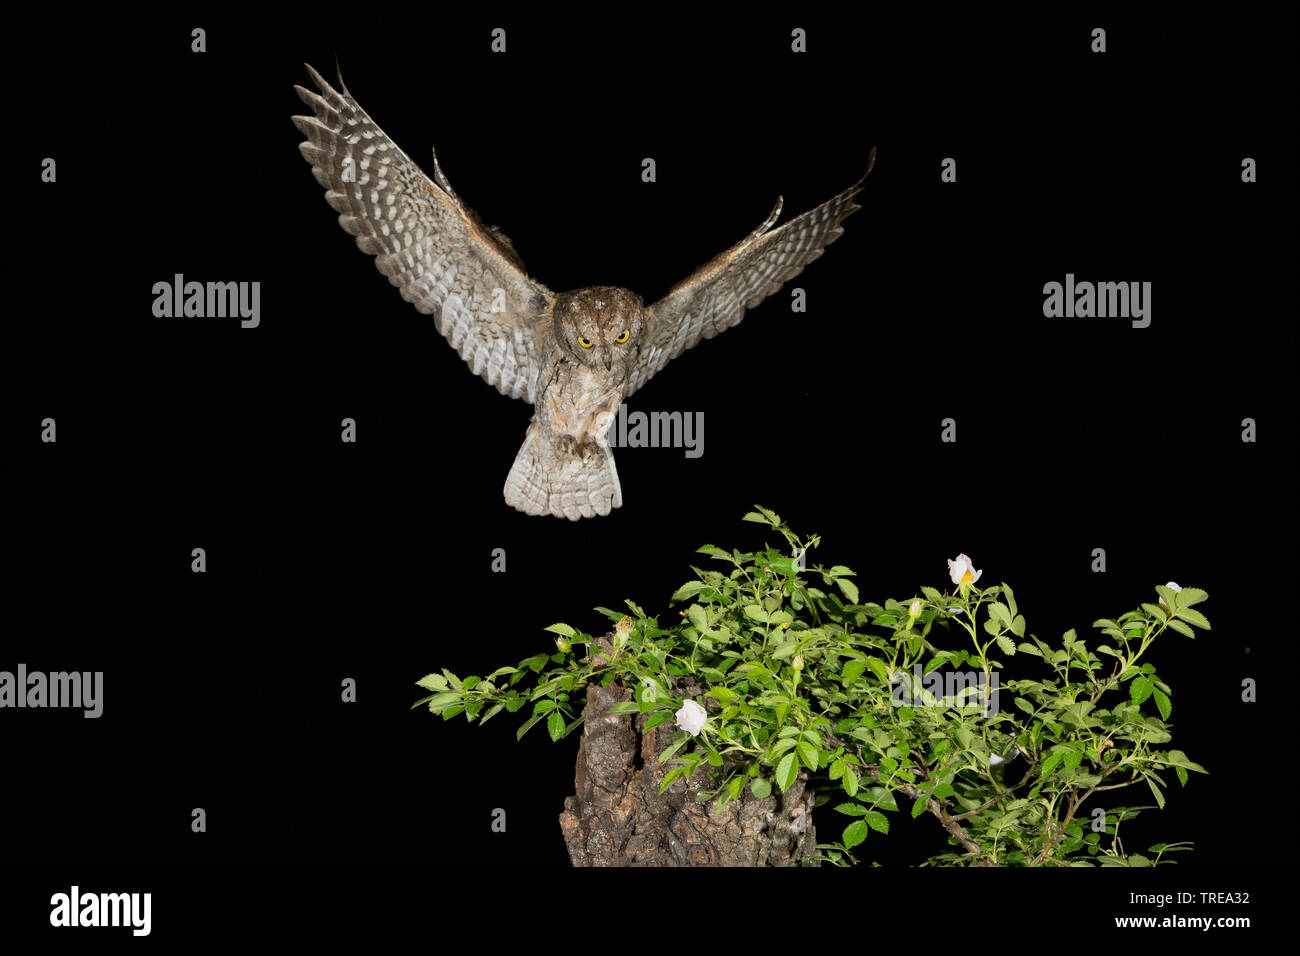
[292,64,554,402]
[627,151,874,399]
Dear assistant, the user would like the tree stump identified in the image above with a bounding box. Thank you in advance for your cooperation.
[559,638,818,866]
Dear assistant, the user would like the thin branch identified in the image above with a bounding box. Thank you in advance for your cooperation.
[951,765,1036,820]
[1028,773,1142,866]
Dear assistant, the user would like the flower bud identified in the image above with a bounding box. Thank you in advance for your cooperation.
[555,637,570,653]
[908,599,922,619]
[792,654,804,671]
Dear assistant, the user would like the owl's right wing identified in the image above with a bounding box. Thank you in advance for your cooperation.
[627,152,873,399]
[293,64,554,403]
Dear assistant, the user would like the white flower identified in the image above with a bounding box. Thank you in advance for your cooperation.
[674,699,708,737]
[1158,581,1182,610]
[947,553,983,586]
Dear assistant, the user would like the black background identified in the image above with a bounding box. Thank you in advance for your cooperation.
[4,5,1291,940]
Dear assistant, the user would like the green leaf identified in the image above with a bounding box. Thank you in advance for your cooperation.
[1152,688,1172,721]
[835,578,860,605]
[995,635,1017,657]
[771,640,799,660]
[728,775,745,800]
[644,711,673,730]
[1130,677,1154,705]
[1174,607,1211,630]
[544,623,576,638]
[843,767,859,797]
[659,766,687,793]
[1002,583,1018,617]
[797,741,820,771]
[750,776,772,799]
[547,710,565,742]
[865,811,890,835]
[767,557,797,575]
[687,604,708,631]
[602,701,641,715]
[426,692,462,713]
[743,506,782,527]
[1039,749,1065,778]
[1154,585,1181,611]
[1166,619,1196,638]
[841,660,866,683]
[776,752,799,792]
[1161,749,1206,773]
[1146,776,1165,809]
[416,673,449,692]
[843,820,869,849]
[516,712,545,741]
[671,580,707,602]
[911,794,930,818]
[835,802,866,816]
[659,732,690,765]
[1177,587,1208,607]
[989,602,1012,630]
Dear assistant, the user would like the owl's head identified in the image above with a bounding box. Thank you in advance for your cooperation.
[552,286,645,374]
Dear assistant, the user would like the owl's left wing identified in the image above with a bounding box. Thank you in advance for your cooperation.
[293,64,554,402]
[626,151,874,399]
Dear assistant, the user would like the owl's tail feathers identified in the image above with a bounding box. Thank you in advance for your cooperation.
[504,426,623,520]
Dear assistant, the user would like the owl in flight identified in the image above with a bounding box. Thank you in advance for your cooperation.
[293,64,874,519]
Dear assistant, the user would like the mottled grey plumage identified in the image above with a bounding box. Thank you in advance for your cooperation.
[292,64,873,519]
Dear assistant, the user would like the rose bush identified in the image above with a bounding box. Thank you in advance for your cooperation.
[415,507,1210,866]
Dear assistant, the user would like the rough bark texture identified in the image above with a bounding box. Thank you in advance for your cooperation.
[559,638,818,866]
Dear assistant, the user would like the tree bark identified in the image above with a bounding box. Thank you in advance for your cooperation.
[559,638,818,866]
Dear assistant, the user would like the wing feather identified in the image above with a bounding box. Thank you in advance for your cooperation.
[292,64,553,402]
[628,151,874,398]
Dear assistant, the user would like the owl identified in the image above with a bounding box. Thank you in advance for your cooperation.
[293,64,874,519]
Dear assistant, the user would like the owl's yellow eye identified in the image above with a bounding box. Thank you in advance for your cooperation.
[615,329,630,344]
[578,337,594,348]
